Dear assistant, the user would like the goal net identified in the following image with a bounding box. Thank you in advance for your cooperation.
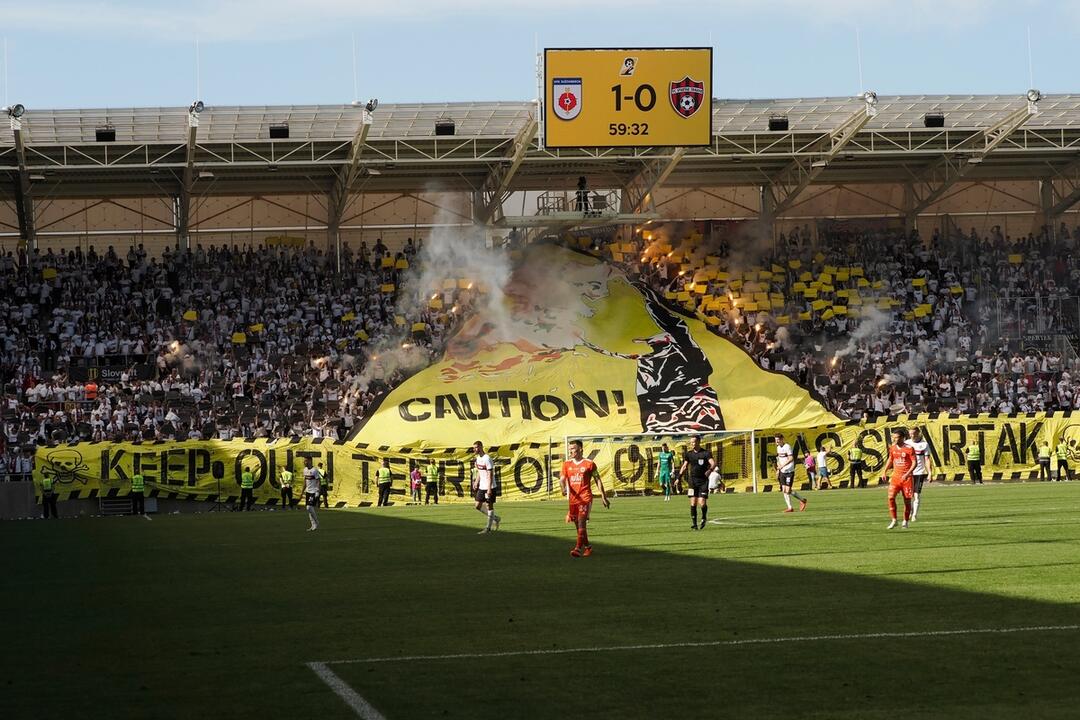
[562,430,758,495]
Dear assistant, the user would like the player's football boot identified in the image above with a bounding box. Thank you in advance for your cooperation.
[901,520,909,529]
[887,520,897,530]
[570,546,582,557]
[783,508,794,513]
[799,499,808,511]
[582,545,593,557]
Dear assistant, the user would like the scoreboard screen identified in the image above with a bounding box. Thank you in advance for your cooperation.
[543,47,712,148]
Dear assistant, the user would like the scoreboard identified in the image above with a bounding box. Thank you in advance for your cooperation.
[543,47,712,148]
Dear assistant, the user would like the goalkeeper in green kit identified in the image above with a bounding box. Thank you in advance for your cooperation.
[657,442,675,502]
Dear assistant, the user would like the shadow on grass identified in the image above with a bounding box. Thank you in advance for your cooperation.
[0,509,1077,720]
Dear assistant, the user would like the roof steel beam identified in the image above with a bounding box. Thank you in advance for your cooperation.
[620,147,687,214]
[908,96,1040,215]
[473,117,537,224]
[11,117,36,249]
[764,96,876,216]
[1046,155,1080,217]
[327,109,373,231]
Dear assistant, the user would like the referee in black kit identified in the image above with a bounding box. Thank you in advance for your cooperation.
[679,436,716,531]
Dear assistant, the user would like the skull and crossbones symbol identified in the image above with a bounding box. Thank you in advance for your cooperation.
[41,449,91,485]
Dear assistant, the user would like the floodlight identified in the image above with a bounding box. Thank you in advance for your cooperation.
[189,100,205,114]
[4,103,25,118]
[1026,89,1042,104]
[365,98,379,113]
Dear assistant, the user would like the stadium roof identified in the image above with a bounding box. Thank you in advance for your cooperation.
[2,94,1079,199]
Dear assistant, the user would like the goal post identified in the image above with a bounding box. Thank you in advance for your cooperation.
[562,430,758,495]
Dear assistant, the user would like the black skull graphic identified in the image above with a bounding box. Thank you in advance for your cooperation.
[41,449,91,485]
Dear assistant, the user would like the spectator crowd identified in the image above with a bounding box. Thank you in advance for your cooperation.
[5,217,1080,479]
[1,237,472,478]
[611,220,1080,420]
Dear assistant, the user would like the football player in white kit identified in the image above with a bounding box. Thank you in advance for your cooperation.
[472,441,501,534]
[906,427,932,522]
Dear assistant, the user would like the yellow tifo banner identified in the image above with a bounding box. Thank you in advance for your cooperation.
[32,411,1080,505]
[757,411,1080,490]
[32,437,569,506]
[353,244,838,452]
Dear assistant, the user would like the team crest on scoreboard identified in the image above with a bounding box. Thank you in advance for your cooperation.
[553,77,582,121]
[669,76,705,119]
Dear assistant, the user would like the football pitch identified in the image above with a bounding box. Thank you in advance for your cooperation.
[4,483,1079,719]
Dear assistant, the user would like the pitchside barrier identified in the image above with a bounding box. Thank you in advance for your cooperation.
[28,412,1080,507]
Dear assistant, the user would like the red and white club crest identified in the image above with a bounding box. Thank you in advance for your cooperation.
[669,76,705,119]
[552,77,582,121]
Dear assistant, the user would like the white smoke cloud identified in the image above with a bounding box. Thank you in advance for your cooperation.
[834,305,891,359]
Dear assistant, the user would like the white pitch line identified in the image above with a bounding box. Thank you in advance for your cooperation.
[317,624,1079,666]
[307,661,387,720]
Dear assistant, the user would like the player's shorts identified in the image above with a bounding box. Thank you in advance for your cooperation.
[305,492,319,506]
[475,487,495,505]
[912,473,927,493]
[568,501,592,523]
[888,480,914,501]
[778,471,795,488]
[658,471,672,487]
[688,480,709,498]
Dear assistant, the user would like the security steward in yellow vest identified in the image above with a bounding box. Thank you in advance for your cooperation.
[40,475,59,519]
[847,446,865,488]
[131,472,146,515]
[1056,441,1072,482]
[1038,442,1052,481]
[239,468,255,511]
[424,459,440,505]
[376,459,392,507]
[280,468,295,509]
[966,442,983,484]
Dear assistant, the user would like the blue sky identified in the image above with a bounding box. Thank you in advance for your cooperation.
[0,0,1074,109]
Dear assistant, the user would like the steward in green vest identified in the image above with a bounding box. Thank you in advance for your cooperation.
[965,442,983,485]
[239,468,255,512]
[131,473,146,515]
[425,460,440,505]
[279,469,295,509]
[40,475,59,519]
[376,460,392,507]
[1038,442,1052,481]
[847,446,865,489]
[1056,441,1072,482]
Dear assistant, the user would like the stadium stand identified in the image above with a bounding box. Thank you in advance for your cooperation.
[0,238,476,477]
[603,220,1080,419]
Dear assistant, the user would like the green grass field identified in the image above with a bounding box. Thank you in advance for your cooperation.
[4,483,1079,719]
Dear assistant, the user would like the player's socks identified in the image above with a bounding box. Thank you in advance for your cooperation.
[903,502,912,522]
[783,494,793,510]
[790,491,805,501]
[485,510,495,530]
[912,495,920,520]
[700,505,708,524]
[889,499,898,520]
[690,505,698,525]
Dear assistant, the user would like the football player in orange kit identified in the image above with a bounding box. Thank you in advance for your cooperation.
[561,439,611,557]
[881,428,916,530]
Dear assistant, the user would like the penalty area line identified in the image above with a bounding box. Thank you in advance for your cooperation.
[307,661,387,720]
[315,624,1080,666]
